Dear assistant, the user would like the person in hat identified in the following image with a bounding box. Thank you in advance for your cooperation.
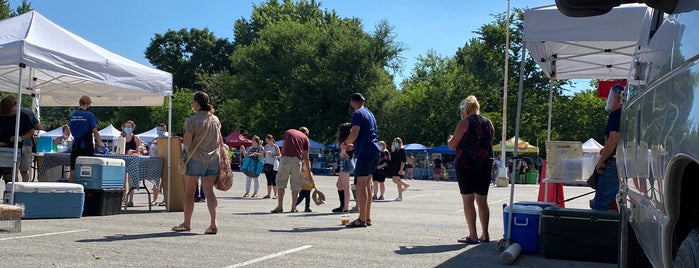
[591,84,624,210]
[342,92,380,228]
[68,95,105,183]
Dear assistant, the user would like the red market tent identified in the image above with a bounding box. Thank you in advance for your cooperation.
[224,130,252,147]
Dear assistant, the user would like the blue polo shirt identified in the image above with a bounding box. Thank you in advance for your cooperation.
[69,109,97,149]
[351,106,380,157]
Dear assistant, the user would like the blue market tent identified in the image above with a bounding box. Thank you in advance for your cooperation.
[428,145,456,155]
[276,139,325,149]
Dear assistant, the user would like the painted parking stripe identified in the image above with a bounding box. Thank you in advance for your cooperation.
[0,229,87,241]
[225,245,313,268]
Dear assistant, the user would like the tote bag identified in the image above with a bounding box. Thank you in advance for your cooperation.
[242,156,264,178]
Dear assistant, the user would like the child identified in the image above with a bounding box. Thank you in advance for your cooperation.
[296,168,315,212]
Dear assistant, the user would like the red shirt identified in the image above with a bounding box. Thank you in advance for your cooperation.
[281,129,309,159]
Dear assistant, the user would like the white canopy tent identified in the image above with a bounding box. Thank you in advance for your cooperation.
[0,11,173,205]
[523,4,650,80]
[0,11,173,105]
[98,124,123,141]
[39,125,64,138]
[582,138,603,154]
[137,127,160,144]
[521,4,650,141]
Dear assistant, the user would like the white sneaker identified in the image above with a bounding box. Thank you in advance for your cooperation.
[394,197,402,201]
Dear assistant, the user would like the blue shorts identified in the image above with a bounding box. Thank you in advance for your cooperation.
[340,158,355,174]
[354,152,378,178]
[186,158,219,177]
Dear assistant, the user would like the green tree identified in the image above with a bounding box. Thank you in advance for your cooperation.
[225,0,404,143]
[144,28,234,92]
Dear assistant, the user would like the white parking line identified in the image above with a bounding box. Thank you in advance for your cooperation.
[225,245,313,268]
[0,229,87,241]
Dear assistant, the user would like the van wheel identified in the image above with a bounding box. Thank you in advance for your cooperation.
[628,222,652,267]
[674,229,699,267]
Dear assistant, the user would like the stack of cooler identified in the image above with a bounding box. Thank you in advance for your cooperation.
[74,156,126,216]
[3,182,84,219]
[540,207,619,263]
[502,201,554,253]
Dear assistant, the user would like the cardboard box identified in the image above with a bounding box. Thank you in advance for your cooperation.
[545,141,582,180]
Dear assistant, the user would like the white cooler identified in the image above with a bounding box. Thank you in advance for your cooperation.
[75,157,126,189]
[3,182,84,219]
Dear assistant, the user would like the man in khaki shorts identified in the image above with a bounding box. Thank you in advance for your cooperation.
[271,127,310,213]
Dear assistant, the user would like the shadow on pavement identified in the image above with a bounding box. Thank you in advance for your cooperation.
[268,226,346,233]
[75,231,198,242]
[394,244,466,255]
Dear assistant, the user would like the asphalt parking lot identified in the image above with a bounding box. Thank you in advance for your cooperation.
[1,175,615,267]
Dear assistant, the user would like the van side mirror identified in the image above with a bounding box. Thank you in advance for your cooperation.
[556,0,678,17]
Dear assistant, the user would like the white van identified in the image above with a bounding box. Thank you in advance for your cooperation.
[557,0,699,267]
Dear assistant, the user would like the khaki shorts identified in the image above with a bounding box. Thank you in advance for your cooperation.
[276,156,301,191]
[19,145,32,171]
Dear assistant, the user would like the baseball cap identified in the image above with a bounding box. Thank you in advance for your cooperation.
[346,93,366,105]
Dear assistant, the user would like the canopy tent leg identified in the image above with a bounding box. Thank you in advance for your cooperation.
[505,41,527,244]
[166,95,172,211]
[547,79,553,141]
[9,63,27,205]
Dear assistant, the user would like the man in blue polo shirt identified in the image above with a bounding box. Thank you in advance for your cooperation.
[342,93,380,228]
[68,95,104,183]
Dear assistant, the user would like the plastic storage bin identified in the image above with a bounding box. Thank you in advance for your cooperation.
[75,157,126,189]
[540,207,619,263]
[525,171,539,184]
[503,204,542,253]
[83,189,123,216]
[36,136,53,153]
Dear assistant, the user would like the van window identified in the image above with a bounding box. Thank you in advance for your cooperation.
[648,9,664,40]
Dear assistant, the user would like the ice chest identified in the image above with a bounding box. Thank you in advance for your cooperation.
[540,207,619,263]
[503,204,542,253]
[75,156,126,189]
[3,182,84,219]
[83,189,123,216]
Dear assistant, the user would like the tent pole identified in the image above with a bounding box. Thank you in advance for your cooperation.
[505,41,527,244]
[10,63,27,205]
[498,0,511,180]
[167,95,172,211]
[547,79,553,141]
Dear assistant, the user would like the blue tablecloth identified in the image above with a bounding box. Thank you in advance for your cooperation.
[37,153,163,187]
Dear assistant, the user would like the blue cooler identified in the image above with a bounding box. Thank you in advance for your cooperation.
[75,157,126,189]
[36,136,54,153]
[3,182,84,219]
[503,204,543,253]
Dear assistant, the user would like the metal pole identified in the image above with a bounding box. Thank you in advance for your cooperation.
[499,0,511,179]
[10,63,27,204]
[167,95,172,211]
[547,80,553,141]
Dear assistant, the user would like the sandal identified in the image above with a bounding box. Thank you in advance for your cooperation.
[270,207,283,213]
[127,201,134,207]
[251,194,257,198]
[366,219,372,226]
[290,208,299,213]
[480,236,490,243]
[457,237,480,245]
[345,219,367,228]
[204,227,218,235]
[158,201,167,207]
[171,224,191,232]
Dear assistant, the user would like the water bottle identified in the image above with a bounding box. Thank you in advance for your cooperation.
[102,146,109,155]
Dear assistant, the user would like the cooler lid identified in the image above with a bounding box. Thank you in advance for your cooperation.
[504,204,543,215]
[6,182,84,193]
[76,156,125,167]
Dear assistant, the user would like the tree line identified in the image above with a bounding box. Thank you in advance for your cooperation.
[2,0,609,155]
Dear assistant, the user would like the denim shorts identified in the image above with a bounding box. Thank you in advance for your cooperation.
[186,158,219,177]
[340,158,355,174]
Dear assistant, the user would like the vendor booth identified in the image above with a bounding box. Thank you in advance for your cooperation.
[495,4,650,262]
[0,11,175,210]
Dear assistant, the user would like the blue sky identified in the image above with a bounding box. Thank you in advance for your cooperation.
[10,0,556,85]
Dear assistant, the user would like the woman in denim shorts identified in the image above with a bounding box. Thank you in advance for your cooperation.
[332,123,353,213]
[172,91,222,235]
